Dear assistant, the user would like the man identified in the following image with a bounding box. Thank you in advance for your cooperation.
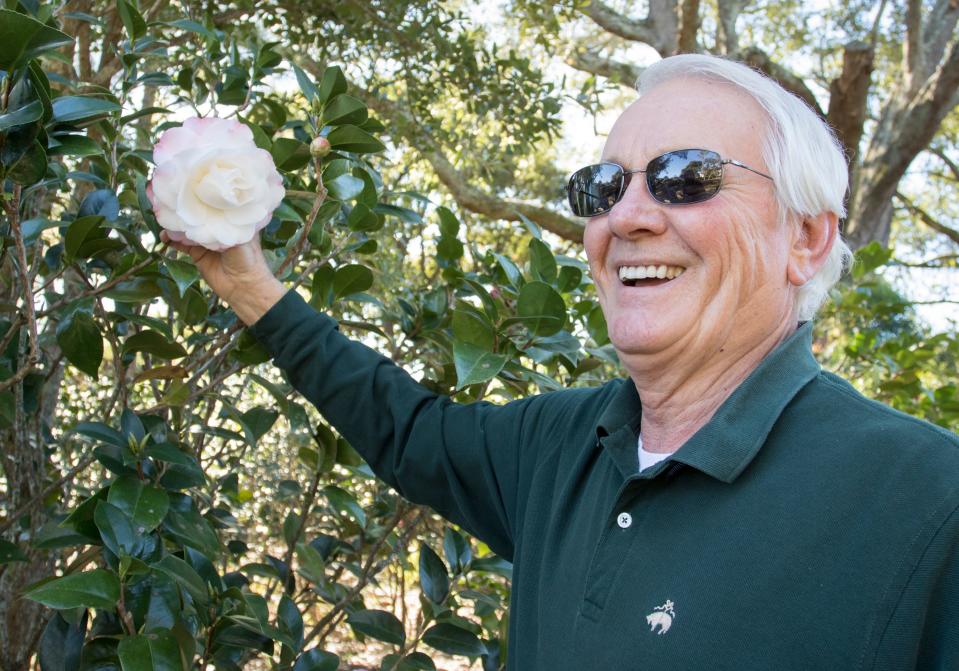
[166,54,959,669]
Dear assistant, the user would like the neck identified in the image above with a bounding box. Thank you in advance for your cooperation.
[626,317,798,454]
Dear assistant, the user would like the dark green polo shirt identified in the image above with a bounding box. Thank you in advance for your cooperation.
[250,289,959,670]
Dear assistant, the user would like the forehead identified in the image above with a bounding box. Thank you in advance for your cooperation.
[601,78,768,167]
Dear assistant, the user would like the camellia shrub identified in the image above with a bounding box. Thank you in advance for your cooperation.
[0,3,615,669]
[2,3,956,671]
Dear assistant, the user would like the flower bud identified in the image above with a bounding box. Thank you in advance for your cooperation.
[310,136,332,158]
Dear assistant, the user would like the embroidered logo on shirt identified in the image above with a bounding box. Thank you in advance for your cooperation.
[646,600,675,635]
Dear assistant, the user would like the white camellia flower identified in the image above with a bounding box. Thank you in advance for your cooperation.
[147,117,285,251]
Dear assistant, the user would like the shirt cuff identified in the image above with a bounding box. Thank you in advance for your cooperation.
[247,288,338,359]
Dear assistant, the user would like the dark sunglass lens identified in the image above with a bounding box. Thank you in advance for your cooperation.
[567,163,624,216]
[647,149,723,204]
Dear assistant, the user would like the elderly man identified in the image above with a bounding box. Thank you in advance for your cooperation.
[166,54,959,670]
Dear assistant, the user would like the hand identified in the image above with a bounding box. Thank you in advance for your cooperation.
[161,231,286,325]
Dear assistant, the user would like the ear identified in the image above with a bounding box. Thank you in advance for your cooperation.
[787,211,838,287]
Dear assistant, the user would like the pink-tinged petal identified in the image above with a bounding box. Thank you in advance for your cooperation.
[153,125,199,164]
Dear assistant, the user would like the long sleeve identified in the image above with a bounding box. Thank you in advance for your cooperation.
[248,289,538,561]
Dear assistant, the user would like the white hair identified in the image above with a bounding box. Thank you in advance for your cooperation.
[637,54,853,321]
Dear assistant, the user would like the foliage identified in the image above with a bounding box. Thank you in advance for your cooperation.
[0,2,611,669]
[0,1,956,670]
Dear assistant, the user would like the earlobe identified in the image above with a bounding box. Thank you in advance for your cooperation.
[787,211,838,287]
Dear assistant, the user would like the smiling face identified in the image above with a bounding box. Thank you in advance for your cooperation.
[584,78,800,365]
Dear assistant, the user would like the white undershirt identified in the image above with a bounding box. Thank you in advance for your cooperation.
[638,434,674,472]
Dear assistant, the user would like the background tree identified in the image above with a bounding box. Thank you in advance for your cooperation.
[0,1,957,670]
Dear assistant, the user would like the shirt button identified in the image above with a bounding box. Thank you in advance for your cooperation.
[617,512,632,528]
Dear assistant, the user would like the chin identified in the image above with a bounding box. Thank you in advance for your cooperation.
[607,316,690,357]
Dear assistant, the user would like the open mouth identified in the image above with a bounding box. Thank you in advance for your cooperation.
[618,264,686,287]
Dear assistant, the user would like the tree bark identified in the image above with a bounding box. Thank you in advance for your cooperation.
[827,41,874,187]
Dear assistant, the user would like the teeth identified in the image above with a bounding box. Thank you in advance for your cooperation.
[618,265,686,282]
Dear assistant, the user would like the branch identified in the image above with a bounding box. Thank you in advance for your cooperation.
[903,0,924,94]
[895,191,959,246]
[716,0,746,55]
[922,0,959,86]
[564,47,644,88]
[677,0,701,54]
[345,82,585,241]
[929,147,959,182]
[738,47,825,117]
[578,0,681,56]
[826,40,874,168]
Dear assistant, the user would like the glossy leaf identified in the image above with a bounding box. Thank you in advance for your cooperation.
[347,609,405,647]
[117,631,182,671]
[332,264,373,300]
[153,554,209,606]
[94,500,139,556]
[0,539,28,564]
[122,330,187,360]
[25,569,120,610]
[0,9,73,70]
[293,647,340,671]
[0,100,42,132]
[107,476,170,532]
[422,622,486,657]
[51,96,121,124]
[443,528,472,574]
[56,311,103,378]
[453,341,507,389]
[37,611,87,671]
[326,125,385,153]
[516,281,566,336]
[322,94,367,126]
[419,543,450,604]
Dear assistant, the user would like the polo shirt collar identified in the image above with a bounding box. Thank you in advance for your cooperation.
[595,322,821,483]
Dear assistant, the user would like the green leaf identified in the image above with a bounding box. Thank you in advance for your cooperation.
[292,63,319,102]
[63,214,104,262]
[393,652,437,670]
[422,622,485,657]
[451,308,495,350]
[72,421,126,447]
[418,543,450,604]
[347,609,405,647]
[162,508,220,559]
[332,264,373,300]
[51,96,121,124]
[322,94,367,126]
[853,241,893,279]
[516,281,566,336]
[122,330,187,360]
[271,137,311,171]
[323,485,366,527]
[48,134,102,157]
[493,253,523,289]
[56,311,102,377]
[166,18,213,38]
[453,341,507,389]
[326,125,385,154]
[324,172,364,201]
[163,258,199,298]
[115,0,146,41]
[293,647,340,671]
[443,528,472,574]
[0,539,27,564]
[117,631,182,671]
[152,554,209,606]
[94,500,139,557]
[295,542,326,584]
[0,100,42,132]
[528,238,557,283]
[25,569,120,610]
[0,9,73,71]
[38,611,87,671]
[277,594,304,651]
[79,189,120,220]
[107,475,170,532]
[317,65,348,104]
[7,139,46,184]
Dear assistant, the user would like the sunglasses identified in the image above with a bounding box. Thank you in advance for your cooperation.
[565,148,773,217]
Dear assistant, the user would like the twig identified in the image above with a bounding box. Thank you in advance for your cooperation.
[37,255,157,318]
[0,453,98,535]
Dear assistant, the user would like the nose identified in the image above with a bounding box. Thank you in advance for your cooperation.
[604,174,668,239]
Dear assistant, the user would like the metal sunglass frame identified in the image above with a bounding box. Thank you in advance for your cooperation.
[566,148,774,218]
